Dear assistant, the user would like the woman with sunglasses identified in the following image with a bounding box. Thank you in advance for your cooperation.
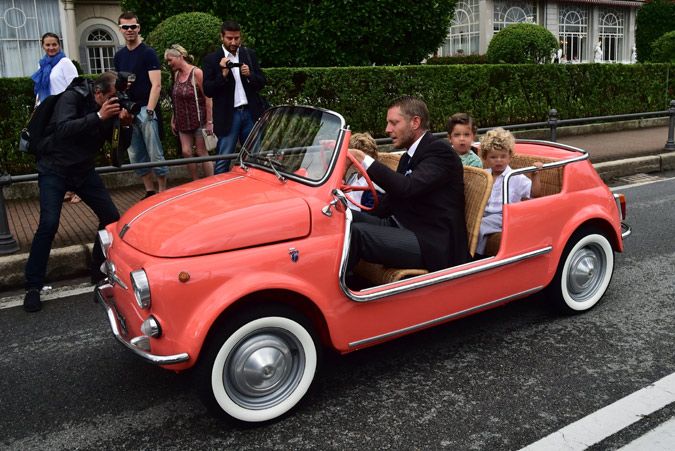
[165,44,214,180]
[32,32,81,203]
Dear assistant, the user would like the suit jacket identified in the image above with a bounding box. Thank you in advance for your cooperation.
[367,132,470,271]
[202,46,266,137]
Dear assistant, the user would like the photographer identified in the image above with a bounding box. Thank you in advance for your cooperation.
[23,72,131,313]
[203,20,266,174]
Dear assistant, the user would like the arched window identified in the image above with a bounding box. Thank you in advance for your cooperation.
[494,1,537,32]
[599,9,624,62]
[559,6,588,62]
[441,0,479,56]
[86,28,115,73]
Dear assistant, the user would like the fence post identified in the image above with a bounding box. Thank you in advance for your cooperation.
[665,100,675,152]
[0,175,19,255]
[548,108,558,142]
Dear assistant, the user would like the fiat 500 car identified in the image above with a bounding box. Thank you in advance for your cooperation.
[96,105,630,423]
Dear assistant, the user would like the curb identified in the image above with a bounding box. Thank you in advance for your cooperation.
[1,152,673,291]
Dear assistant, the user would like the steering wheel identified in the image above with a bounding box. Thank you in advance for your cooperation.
[340,152,379,211]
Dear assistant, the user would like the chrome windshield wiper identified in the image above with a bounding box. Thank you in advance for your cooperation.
[264,155,287,182]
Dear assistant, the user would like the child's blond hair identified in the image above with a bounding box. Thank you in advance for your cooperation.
[349,132,379,160]
[480,127,515,160]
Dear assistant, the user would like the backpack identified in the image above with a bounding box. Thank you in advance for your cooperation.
[19,92,63,158]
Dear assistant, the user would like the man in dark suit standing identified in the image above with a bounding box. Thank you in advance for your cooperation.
[347,96,470,273]
[202,20,266,173]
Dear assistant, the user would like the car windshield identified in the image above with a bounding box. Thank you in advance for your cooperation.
[241,106,346,182]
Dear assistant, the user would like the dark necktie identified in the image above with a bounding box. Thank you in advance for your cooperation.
[398,152,412,175]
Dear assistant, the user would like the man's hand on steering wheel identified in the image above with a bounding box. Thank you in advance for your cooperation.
[340,149,378,211]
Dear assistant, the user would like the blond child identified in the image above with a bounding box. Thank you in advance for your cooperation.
[346,132,383,210]
[446,112,482,168]
[476,128,542,255]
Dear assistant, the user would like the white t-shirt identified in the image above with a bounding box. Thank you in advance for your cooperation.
[49,58,78,95]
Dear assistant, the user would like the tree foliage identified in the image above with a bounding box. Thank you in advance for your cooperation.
[145,12,222,66]
[486,23,558,64]
[635,0,675,62]
[121,0,457,67]
[651,30,675,63]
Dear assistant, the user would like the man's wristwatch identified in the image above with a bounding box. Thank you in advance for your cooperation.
[146,109,154,117]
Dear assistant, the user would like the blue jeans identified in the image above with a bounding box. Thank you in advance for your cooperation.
[128,106,169,177]
[215,108,254,174]
[25,165,120,289]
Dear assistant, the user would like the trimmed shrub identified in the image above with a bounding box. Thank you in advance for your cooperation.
[486,23,558,64]
[651,31,675,63]
[145,12,222,66]
[636,0,675,62]
[426,55,488,65]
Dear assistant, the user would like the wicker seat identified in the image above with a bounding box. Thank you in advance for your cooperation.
[354,157,493,286]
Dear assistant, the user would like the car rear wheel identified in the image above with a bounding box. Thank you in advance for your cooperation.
[547,228,614,313]
[195,307,319,423]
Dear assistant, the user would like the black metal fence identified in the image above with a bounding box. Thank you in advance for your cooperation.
[1,102,675,255]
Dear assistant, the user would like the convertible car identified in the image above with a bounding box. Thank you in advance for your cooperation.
[95,106,630,423]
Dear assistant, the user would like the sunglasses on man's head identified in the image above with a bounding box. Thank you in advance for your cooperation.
[120,24,139,30]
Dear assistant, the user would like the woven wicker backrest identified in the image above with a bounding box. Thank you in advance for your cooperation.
[509,154,563,197]
[463,166,493,256]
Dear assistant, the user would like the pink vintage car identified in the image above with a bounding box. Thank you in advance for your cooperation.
[96,105,630,423]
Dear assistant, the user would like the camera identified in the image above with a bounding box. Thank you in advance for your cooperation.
[114,71,141,115]
[225,61,243,69]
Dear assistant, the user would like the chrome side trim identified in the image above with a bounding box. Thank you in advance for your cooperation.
[348,286,544,348]
[501,148,589,205]
[339,236,552,303]
[621,222,631,239]
[96,283,189,365]
[120,176,245,238]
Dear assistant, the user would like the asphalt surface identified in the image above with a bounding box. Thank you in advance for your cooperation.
[0,176,673,449]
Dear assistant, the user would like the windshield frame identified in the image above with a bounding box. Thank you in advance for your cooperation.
[240,105,348,187]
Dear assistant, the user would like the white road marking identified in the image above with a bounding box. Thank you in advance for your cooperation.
[618,417,675,450]
[611,174,675,191]
[521,372,675,450]
[0,283,94,310]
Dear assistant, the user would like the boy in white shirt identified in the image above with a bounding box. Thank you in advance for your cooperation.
[476,128,542,255]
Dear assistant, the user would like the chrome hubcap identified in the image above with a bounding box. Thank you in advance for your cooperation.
[224,329,304,409]
[567,245,605,302]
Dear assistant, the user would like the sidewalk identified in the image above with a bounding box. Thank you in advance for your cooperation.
[1,126,674,290]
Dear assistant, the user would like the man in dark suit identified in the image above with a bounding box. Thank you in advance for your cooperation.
[202,20,266,173]
[347,96,470,273]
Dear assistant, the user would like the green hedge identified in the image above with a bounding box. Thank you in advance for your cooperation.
[2,63,674,175]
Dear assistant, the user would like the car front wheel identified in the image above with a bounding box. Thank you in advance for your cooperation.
[547,228,615,313]
[196,308,319,423]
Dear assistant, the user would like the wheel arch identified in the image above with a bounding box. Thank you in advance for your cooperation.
[195,289,332,366]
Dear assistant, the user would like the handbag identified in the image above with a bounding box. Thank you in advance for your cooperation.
[191,69,217,152]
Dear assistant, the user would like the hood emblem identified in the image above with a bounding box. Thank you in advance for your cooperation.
[289,248,299,263]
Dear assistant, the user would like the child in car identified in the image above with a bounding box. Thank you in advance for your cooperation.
[476,128,542,255]
[446,112,482,168]
[346,132,384,211]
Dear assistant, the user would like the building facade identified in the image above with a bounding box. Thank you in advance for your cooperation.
[438,0,643,63]
[0,0,122,77]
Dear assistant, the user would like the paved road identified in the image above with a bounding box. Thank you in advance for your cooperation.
[0,177,673,450]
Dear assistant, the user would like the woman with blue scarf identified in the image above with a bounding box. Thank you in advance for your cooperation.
[32,32,81,203]
[31,32,78,105]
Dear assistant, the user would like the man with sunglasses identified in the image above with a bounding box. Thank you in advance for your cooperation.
[114,11,168,198]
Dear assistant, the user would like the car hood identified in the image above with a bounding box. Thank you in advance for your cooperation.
[116,175,311,257]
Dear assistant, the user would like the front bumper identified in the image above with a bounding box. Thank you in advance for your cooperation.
[96,282,189,365]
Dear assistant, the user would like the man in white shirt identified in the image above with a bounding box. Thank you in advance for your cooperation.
[203,20,266,174]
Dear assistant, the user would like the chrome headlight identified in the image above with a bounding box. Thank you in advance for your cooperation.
[98,229,112,258]
[130,269,151,309]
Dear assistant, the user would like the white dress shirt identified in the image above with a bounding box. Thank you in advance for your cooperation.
[223,46,248,107]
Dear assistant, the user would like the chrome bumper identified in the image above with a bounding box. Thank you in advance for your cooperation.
[96,282,189,365]
[621,221,631,239]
